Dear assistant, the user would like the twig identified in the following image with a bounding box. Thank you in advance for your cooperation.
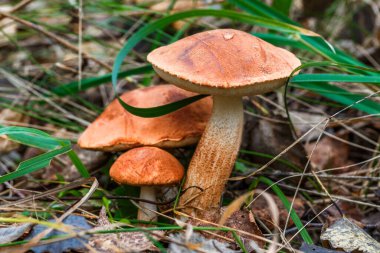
[0,0,34,23]
[0,12,112,71]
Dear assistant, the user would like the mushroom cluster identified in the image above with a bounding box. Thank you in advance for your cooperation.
[79,84,212,221]
[148,29,301,216]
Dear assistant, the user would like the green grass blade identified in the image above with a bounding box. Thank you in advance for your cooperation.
[228,0,298,25]
[254,33,309,50]
[292,73,380,83]
[67,150,90,178]
[291,81,380,115]
[300,36,367,67]
[0,146,71,184]
[258,176,313,244]
[0,126,69,150]
[117,95,208,118]
[53,65,152,96]
[0,126,89,181]
[231,231,248,253]
[272,0,292,16]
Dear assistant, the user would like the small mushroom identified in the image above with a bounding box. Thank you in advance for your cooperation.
[109,146,184,221]
[78,84,212,151]
[148,29,301,216]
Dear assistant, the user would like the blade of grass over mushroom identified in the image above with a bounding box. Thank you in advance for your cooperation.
[113,9,320,116]
[117,94,208,118]
[258,176,313,244]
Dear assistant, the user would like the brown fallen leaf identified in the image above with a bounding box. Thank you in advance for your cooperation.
[242,116,308,172]
[190,207,265,249]
[251,193,305,230]
[321,217,380,253]
[304,134,354,173]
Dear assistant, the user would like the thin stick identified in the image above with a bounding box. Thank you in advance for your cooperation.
[0,12,112,71]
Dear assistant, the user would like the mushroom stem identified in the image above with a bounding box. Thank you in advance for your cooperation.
[179,95,243,215]
[138,186,157,222]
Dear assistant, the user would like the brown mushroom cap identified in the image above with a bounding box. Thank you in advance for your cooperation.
[78,84,212,151]
[109,147,184,186]
[147,29,301,96]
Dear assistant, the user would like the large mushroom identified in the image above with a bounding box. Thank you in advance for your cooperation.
[78,84,212,151]
[147,29,301,216]
[110,146,184,221]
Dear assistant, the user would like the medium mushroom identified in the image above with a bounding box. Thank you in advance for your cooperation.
[78,84,212,151]
[147,29,301,216]
[110,146,184,221]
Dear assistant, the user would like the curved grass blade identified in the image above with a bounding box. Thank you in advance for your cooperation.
[0,146,71,184]
[292,82,380,115]
[117,94,208,118]
[0,126,90,180]
[288,62,380,115]
[272,0,292,16]
[292,74,380,84]
[258,176,313,244]
[0,126,69,150]
[53,65,152,96]
[254,33,309,50]
[113,9,320,117]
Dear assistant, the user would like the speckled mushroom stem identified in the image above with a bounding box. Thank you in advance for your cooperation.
[179,95,243,215]
[138,186,157,222]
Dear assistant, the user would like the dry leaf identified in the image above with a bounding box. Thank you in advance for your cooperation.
[0,223,32,244]
[191,207,265,248]
[321,218,380,253]
[89,207,163,252]
[219,191,252,225]
[242,117,308,172]
[304,135,351,172]
[251,193,305,230]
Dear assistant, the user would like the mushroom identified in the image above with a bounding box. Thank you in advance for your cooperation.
[147,29,301,216]
[110,146,184,221]
[78,84,212,151]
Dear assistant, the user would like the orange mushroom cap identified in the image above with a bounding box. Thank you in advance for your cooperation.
[78,84,212,151]
[147,29,301,96]
[109,147,184,186]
